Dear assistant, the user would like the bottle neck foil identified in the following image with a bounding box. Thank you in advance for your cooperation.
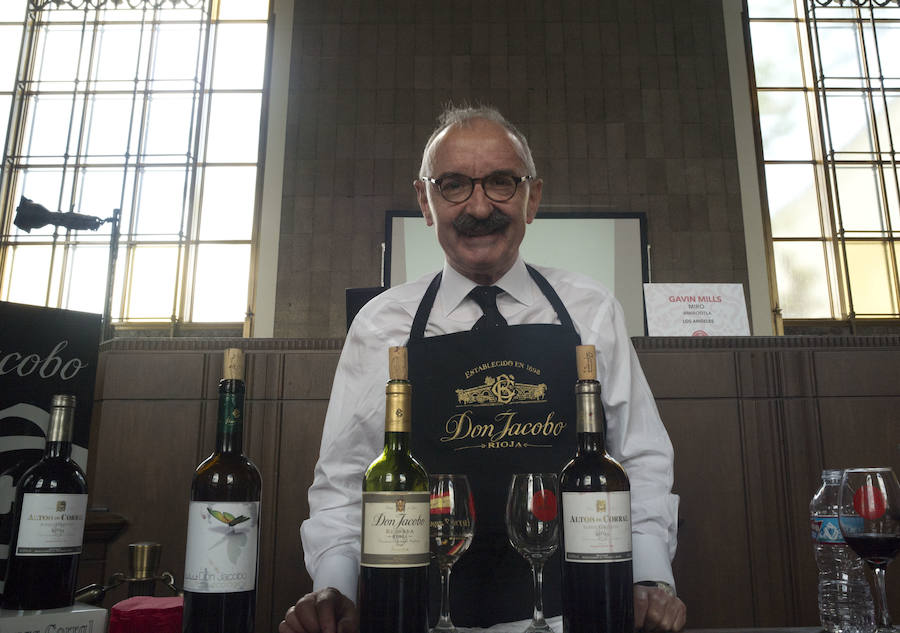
[384,380,412,433]
[575,380,604,436]
[216,378,245,453]
[47,395,76,444]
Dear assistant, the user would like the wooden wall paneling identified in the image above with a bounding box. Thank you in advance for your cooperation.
[780,397,825,626]
[77,541,107,589]
[734,349,816,398]
[657,398,754,627]
[100,351,206,400]
[735,350,782,398]
[638,351,737,399]
[775,350,817,398]
[244,350,286,632]
[198,388,218,468]
[246,398,281,633]
[76,511,128,591]
[738,397,796,625]
[202,349,223,398]
[736,349,820,624]
[812,349,900,397]
[818,398,900,470]
[271,399,329,625]
[90,398,203,606]
[247,348,287,401]
[282,351,340,399]
[86,357,107,483]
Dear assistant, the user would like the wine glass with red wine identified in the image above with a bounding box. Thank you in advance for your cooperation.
[838,467,900,632]
[505,473,559,633]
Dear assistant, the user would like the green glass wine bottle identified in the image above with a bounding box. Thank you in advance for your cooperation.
[358,346,430,633]
[182,348,262,633]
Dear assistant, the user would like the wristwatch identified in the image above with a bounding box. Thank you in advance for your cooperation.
[636,580,676,597]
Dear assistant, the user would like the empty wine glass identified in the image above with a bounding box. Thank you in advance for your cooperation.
[429,474,475,633]
[505,473,559,633]
[838,467,900,632]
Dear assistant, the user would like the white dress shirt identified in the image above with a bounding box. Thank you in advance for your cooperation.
[300,256,680,617]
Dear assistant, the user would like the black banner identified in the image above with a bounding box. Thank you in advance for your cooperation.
[0,301,101,590]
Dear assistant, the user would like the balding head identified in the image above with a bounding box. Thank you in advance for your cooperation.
[418,105,537,179]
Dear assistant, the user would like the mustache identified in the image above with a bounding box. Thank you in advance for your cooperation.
[452,209,512,237]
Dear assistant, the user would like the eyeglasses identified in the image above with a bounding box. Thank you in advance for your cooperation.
[421,172,533,203]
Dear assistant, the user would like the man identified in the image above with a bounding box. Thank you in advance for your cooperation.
[281,106,686,632]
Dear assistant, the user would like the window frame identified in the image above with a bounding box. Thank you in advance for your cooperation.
[0,0,285,338]
[742,0,900,329]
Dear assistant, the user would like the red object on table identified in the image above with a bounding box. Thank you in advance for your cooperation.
[109,595,183,633]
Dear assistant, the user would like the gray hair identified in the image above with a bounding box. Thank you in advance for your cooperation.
[418,105,537,179]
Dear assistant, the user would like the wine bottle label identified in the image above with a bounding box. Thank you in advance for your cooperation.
[562,491,632,562]
[183,501,259,593]
[361,491,430,568]
[15,493,88,556]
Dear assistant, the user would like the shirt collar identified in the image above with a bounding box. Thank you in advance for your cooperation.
[438,255,535,318]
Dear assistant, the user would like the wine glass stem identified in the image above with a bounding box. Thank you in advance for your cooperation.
[437,565,453,627]
[872,564,894,630]
[530,559,547,626]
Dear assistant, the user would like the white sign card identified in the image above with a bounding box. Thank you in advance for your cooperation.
[643,283,750,336]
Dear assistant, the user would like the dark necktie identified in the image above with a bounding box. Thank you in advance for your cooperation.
[469,286,508,330]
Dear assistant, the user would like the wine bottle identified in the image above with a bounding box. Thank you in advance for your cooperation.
[0,453,43,600]
[358,347,430,633]
[559,345,634,633]
[183,349,262,633]
[2,394,88,610]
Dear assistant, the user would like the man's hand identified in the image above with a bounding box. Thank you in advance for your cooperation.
[634,584,687,632]
[278,587,359,633]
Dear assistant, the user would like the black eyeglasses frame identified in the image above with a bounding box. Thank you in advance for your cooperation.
[420,172,534,203]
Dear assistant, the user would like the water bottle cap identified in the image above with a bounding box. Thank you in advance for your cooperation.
[822,469,841,482]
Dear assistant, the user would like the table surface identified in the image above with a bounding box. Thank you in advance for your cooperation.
[456,618,821,633]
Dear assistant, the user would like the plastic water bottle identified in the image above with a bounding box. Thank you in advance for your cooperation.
[810,469,875,633]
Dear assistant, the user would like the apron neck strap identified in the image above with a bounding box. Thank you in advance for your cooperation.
[409,271,442,341]
[409,265,578,342]
[525,264,577,333]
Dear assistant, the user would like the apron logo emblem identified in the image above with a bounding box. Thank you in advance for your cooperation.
[455,373,547,407]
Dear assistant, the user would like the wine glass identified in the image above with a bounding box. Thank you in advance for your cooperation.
[838,467,900,632]
[505,473,559,633]
[429,474,475,633]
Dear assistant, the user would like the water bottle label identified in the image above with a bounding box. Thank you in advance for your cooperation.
[15,493,88,555]
[812,516,864,543]
[183,501,259,592]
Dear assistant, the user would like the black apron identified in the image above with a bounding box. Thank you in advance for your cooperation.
[407,265,581,627]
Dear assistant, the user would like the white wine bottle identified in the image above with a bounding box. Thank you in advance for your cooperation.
[559,345,633,633]
[2,394,88,610]
[182,349,262,633]
[358,347,430,633]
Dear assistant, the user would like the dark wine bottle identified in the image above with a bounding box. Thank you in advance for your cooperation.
[358,347,430,633]
[183,349,262,633]
[0,453,43,601]
[559,345,634,633]
[2,394,88,610]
